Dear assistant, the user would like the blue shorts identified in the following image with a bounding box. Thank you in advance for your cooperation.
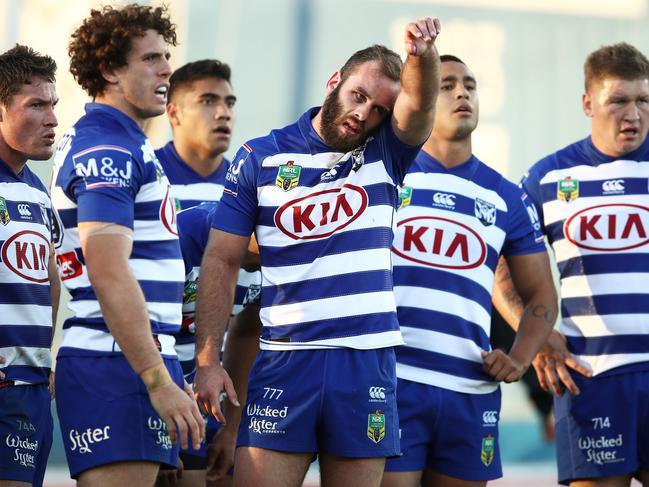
[0,384,53,486]
[179,414,221,469]
[384,379,502,481]
[55,355,184,478]
[237,347,399,457]
[555,367,649,485]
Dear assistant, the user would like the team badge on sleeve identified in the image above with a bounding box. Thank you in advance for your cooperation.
[558,176,579,202]
[475,198,496,226]
[276,161,302,192]
[367,410,386,444]
[0,196,10,225]
[481,434,495,466]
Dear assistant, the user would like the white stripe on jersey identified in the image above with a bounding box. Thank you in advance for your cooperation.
[261,151,348,169]
[396,362,497,394]
[60,327,177,356]
[171,183,224,203]
[260,330,404,351]
[0,346,52,368]
[262,290,398,327]
[175,342,194,363]
[562,314,649,337]
[135,179,173,203]
[261,248,391,287]
[577,353,649,376]
[133,220,179,241]
[560,273,649,299]
[68,299,181,325]
[0,181,50,205]
[539,159,649,187]
[394,286,492,336]
[0,304,51,327]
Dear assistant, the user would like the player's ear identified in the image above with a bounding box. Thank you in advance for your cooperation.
[99,64,119,86]
[167,102,180,126]
[582,92,593,118]
[325,71,342,95]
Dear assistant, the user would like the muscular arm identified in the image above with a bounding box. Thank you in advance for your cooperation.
[193,229,250,422]
[206,304,261,481]
[483,252,557,382]
[81,223,203,448]
[391,17,441,146]
[48,249,60,330]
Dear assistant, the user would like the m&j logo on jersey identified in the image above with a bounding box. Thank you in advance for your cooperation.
[558,176,579,202]
[274,184,368,240]
[276,161,302,192]
[564,203,649,251]
[392,215,487,270]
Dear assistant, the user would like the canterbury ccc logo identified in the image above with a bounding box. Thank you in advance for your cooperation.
[602,179,624,193]
[17,204,31,217]
[482,410,498,424]
[369,387,386,400]
[433,192,456,207]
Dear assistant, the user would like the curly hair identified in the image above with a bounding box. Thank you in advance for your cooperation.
[168,59,232,103]
[585,42,649,91]
[69,3,177,98]
[0,44,56,106]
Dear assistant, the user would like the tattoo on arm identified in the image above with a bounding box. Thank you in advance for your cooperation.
[523,304,556,325]
[495,260,524,311]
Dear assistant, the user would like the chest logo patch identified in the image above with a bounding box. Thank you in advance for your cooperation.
[558,176,579,202]
[475,198,496,226]
[276,161,302,192]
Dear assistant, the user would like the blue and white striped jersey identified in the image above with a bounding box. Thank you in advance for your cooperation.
[176,202,261,381]
[51,103,184,358]
[213,107,421,351]
[0,160,53,386]
[522,136,649,377]
[155,142,228,210]
[392,152,545,394]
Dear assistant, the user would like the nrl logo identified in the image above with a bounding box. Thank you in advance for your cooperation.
[474,198,496,226]
[557,176,579,202]
[276,161,302,192]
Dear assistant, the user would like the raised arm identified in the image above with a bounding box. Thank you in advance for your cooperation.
[193,229,250,423]
[391,17,441,146]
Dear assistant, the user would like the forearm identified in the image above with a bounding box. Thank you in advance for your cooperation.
[401,47,440,114]
[48,252,60,342]
[492,256,525,331]
[509,299,557,368]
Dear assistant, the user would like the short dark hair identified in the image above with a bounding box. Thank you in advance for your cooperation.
[340,44,402,84]
[0,44,56,106]
[168,59,232,103]
[584,42,649,91]
[440,54,465,65]
[68,3,177,97]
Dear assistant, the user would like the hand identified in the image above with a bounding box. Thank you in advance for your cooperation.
[404,17,441,56]
[532,330,592,396]
[193,364,239,424]
[148,381,205,451]
[0,355,5,380]
[154,457,184,486]
[49,370,55,399]
[481,349,527,383]
[206,424,238,482]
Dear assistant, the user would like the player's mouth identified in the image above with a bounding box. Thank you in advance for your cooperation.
[42,131,56,145]
[154,85,169,102]
[454,103,472,115]
[212,126,232,136]
[620,126,639,139]
[341,120,360,136]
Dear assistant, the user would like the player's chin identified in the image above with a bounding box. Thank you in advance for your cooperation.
[28,146,55,161]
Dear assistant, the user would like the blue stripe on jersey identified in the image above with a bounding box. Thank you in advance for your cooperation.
[0,283,51,305]
[2,365,51,384]
[397,346,491,382]
[260,269,392,307]
[62,317,180,335]
[538,177,649,202]
[394,265,492,314]
[0,325,51,348]
[562,294,649,317]
[260,227,393,267]
[131,240,183,260]
[69,281,182,304]
[260,311,398,344]
[397,308,490,350]
[558,253,649,278]
[566,334,649,355]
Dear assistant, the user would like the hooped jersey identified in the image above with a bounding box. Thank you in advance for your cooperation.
[51,103,184,358]
[392,152,545,394]
[522,136,649,377]
[0,160,54,386]
[155,142,229,210]
[176,202,261,381]
[213,107,421,350]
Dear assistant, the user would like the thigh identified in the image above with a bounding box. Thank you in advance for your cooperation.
[422,469,487,487]
[428,388,502,482]
[78,460,160,487]
[233,446,311,487]
[320,348,399,458]
[384,379,441,474]
[237,350,322,453]
[0,385,52,486]
[555,372,638,485]
[56,355,182,478]
[320,452,385,487]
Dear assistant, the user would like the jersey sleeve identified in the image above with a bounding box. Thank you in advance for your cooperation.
[519,163,546,235]
[375,119,423,185]
[211,144,259,237]
[502,182,546,256]
[62,144,141,228]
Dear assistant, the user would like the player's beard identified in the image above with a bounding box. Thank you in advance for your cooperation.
[320,85,371,153]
